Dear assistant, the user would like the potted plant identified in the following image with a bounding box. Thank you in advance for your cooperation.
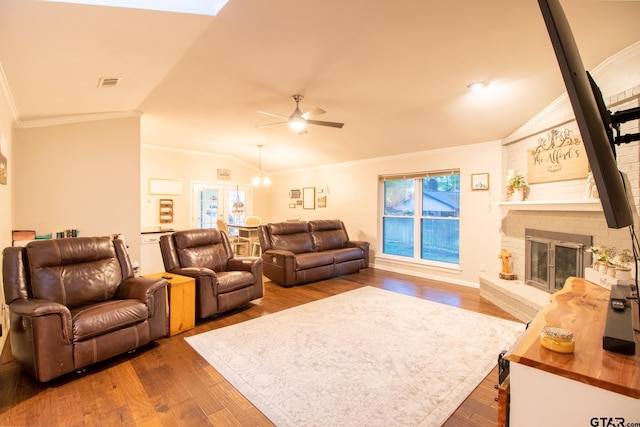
[587,245,606,270]
[613,248,634,280]
[506,170,527,201]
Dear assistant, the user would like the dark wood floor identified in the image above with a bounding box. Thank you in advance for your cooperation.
[0,268,520,426]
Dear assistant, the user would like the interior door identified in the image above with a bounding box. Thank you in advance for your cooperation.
[191,182,252,228]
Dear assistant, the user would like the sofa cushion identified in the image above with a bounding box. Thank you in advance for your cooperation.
[71,299,149,341]
[308,220,345,232]
[173,229,230,272]
[327,247,365,264]
[26,237,122,309]
[295,252,335,270]
[309,220,349,251]
[268,222,314,254]
[217,271,256,293]
[311,229,348,251]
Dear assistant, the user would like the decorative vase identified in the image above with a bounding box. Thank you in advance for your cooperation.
[616,268,632,280]
[598,264,607,274]
[512,187,525,202]
[607,264,617,277]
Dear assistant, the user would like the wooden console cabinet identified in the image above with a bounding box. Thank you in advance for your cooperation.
[144,272,195,336]
[503,277,640,426]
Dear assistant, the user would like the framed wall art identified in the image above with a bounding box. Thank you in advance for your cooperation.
[217,169,231,180]
[471,173,489,191]
[289,189,301,198]
[303,187,315,209]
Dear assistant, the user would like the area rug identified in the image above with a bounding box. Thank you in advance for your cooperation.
[186,286,524,426]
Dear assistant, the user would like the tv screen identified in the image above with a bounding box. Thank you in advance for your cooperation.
[538,0,634,229]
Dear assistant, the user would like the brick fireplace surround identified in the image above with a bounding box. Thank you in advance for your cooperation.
[480,208,632,322]
[480,85,639,322]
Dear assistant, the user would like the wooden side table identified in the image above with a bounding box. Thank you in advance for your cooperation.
[144,272,195,336]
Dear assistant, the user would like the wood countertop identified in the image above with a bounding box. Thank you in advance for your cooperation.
[504,277,640,398]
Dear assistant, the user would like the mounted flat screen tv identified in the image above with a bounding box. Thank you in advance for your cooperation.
[538,0,634,229]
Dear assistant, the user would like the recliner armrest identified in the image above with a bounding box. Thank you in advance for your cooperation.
[227,256,263,273]
[345,240,370,267]
[261,249,297,269]
[117,276,167,316]
[166,266,216,279]
[9,298,73,343]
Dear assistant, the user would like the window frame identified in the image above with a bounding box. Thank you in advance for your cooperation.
[378,170,461,270]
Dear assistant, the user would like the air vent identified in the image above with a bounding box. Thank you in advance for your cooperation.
[97,77,121,88]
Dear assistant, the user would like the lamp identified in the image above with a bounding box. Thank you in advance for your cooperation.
[467,81,488,91]
[252,145,271,186]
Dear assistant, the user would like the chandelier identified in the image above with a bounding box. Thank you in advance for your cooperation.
[252,145,270,186]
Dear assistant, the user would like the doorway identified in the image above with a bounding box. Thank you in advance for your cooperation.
[191,182,253,229]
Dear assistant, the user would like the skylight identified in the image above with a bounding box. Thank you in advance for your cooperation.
[41,0,229,16]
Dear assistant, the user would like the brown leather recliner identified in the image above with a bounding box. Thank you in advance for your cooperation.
[159,228,263,319]
[2,236,168,382]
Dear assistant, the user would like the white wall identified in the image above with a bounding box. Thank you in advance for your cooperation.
[256,141,504,288]
[140,146,259,231]
[501,77,640,280]
[0,64,14,354]
[13,116,142,261]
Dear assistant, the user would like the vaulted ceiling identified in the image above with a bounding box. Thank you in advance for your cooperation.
[1,0,639,173]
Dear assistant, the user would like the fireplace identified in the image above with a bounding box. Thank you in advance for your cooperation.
[525,229,592,293]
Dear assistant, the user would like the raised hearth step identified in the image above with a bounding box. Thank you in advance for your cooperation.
[479,272,550,323]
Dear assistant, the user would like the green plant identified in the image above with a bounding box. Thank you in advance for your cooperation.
[506,170,527,188]
[614,248,633,268]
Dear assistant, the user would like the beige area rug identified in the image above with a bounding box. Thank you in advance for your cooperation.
[186,286,524,426]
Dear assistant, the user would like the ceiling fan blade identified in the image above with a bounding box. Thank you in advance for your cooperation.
[302,107,326,120]
[305,119,344,129]
[257,110,290,119]
[255,121,288,128]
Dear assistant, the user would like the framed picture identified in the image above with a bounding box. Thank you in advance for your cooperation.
[317,196,326,208]
[217,169,231,180]
[303,187,315,209]
[471,173,489,191]
[289,189,301,198]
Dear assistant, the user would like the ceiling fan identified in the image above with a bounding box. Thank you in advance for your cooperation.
[256,95,344,134]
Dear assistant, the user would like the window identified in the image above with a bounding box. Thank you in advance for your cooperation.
[380,170,460,265]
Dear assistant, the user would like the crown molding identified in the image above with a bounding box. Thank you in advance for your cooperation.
[15,110,143,129]
[0,62,20,123]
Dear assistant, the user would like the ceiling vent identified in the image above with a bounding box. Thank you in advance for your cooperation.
[97,77,121,88]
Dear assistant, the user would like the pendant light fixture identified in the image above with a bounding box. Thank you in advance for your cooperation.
[252,145,270,186]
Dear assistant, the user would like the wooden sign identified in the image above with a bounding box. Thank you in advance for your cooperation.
[527,128,589,184]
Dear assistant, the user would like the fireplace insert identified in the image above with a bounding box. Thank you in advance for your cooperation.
[525,229,592,293]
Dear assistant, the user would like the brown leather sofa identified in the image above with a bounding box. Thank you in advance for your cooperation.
[2,236,168,382]
[159,228,263,319]
[258,219,369,287]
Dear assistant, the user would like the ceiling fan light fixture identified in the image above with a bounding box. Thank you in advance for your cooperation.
[289,117,307,130]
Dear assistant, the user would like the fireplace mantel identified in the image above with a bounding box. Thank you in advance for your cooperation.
[497,199,601,212]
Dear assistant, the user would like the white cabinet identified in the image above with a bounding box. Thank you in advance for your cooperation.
[141,232,172,275]
[504,278,640,426]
